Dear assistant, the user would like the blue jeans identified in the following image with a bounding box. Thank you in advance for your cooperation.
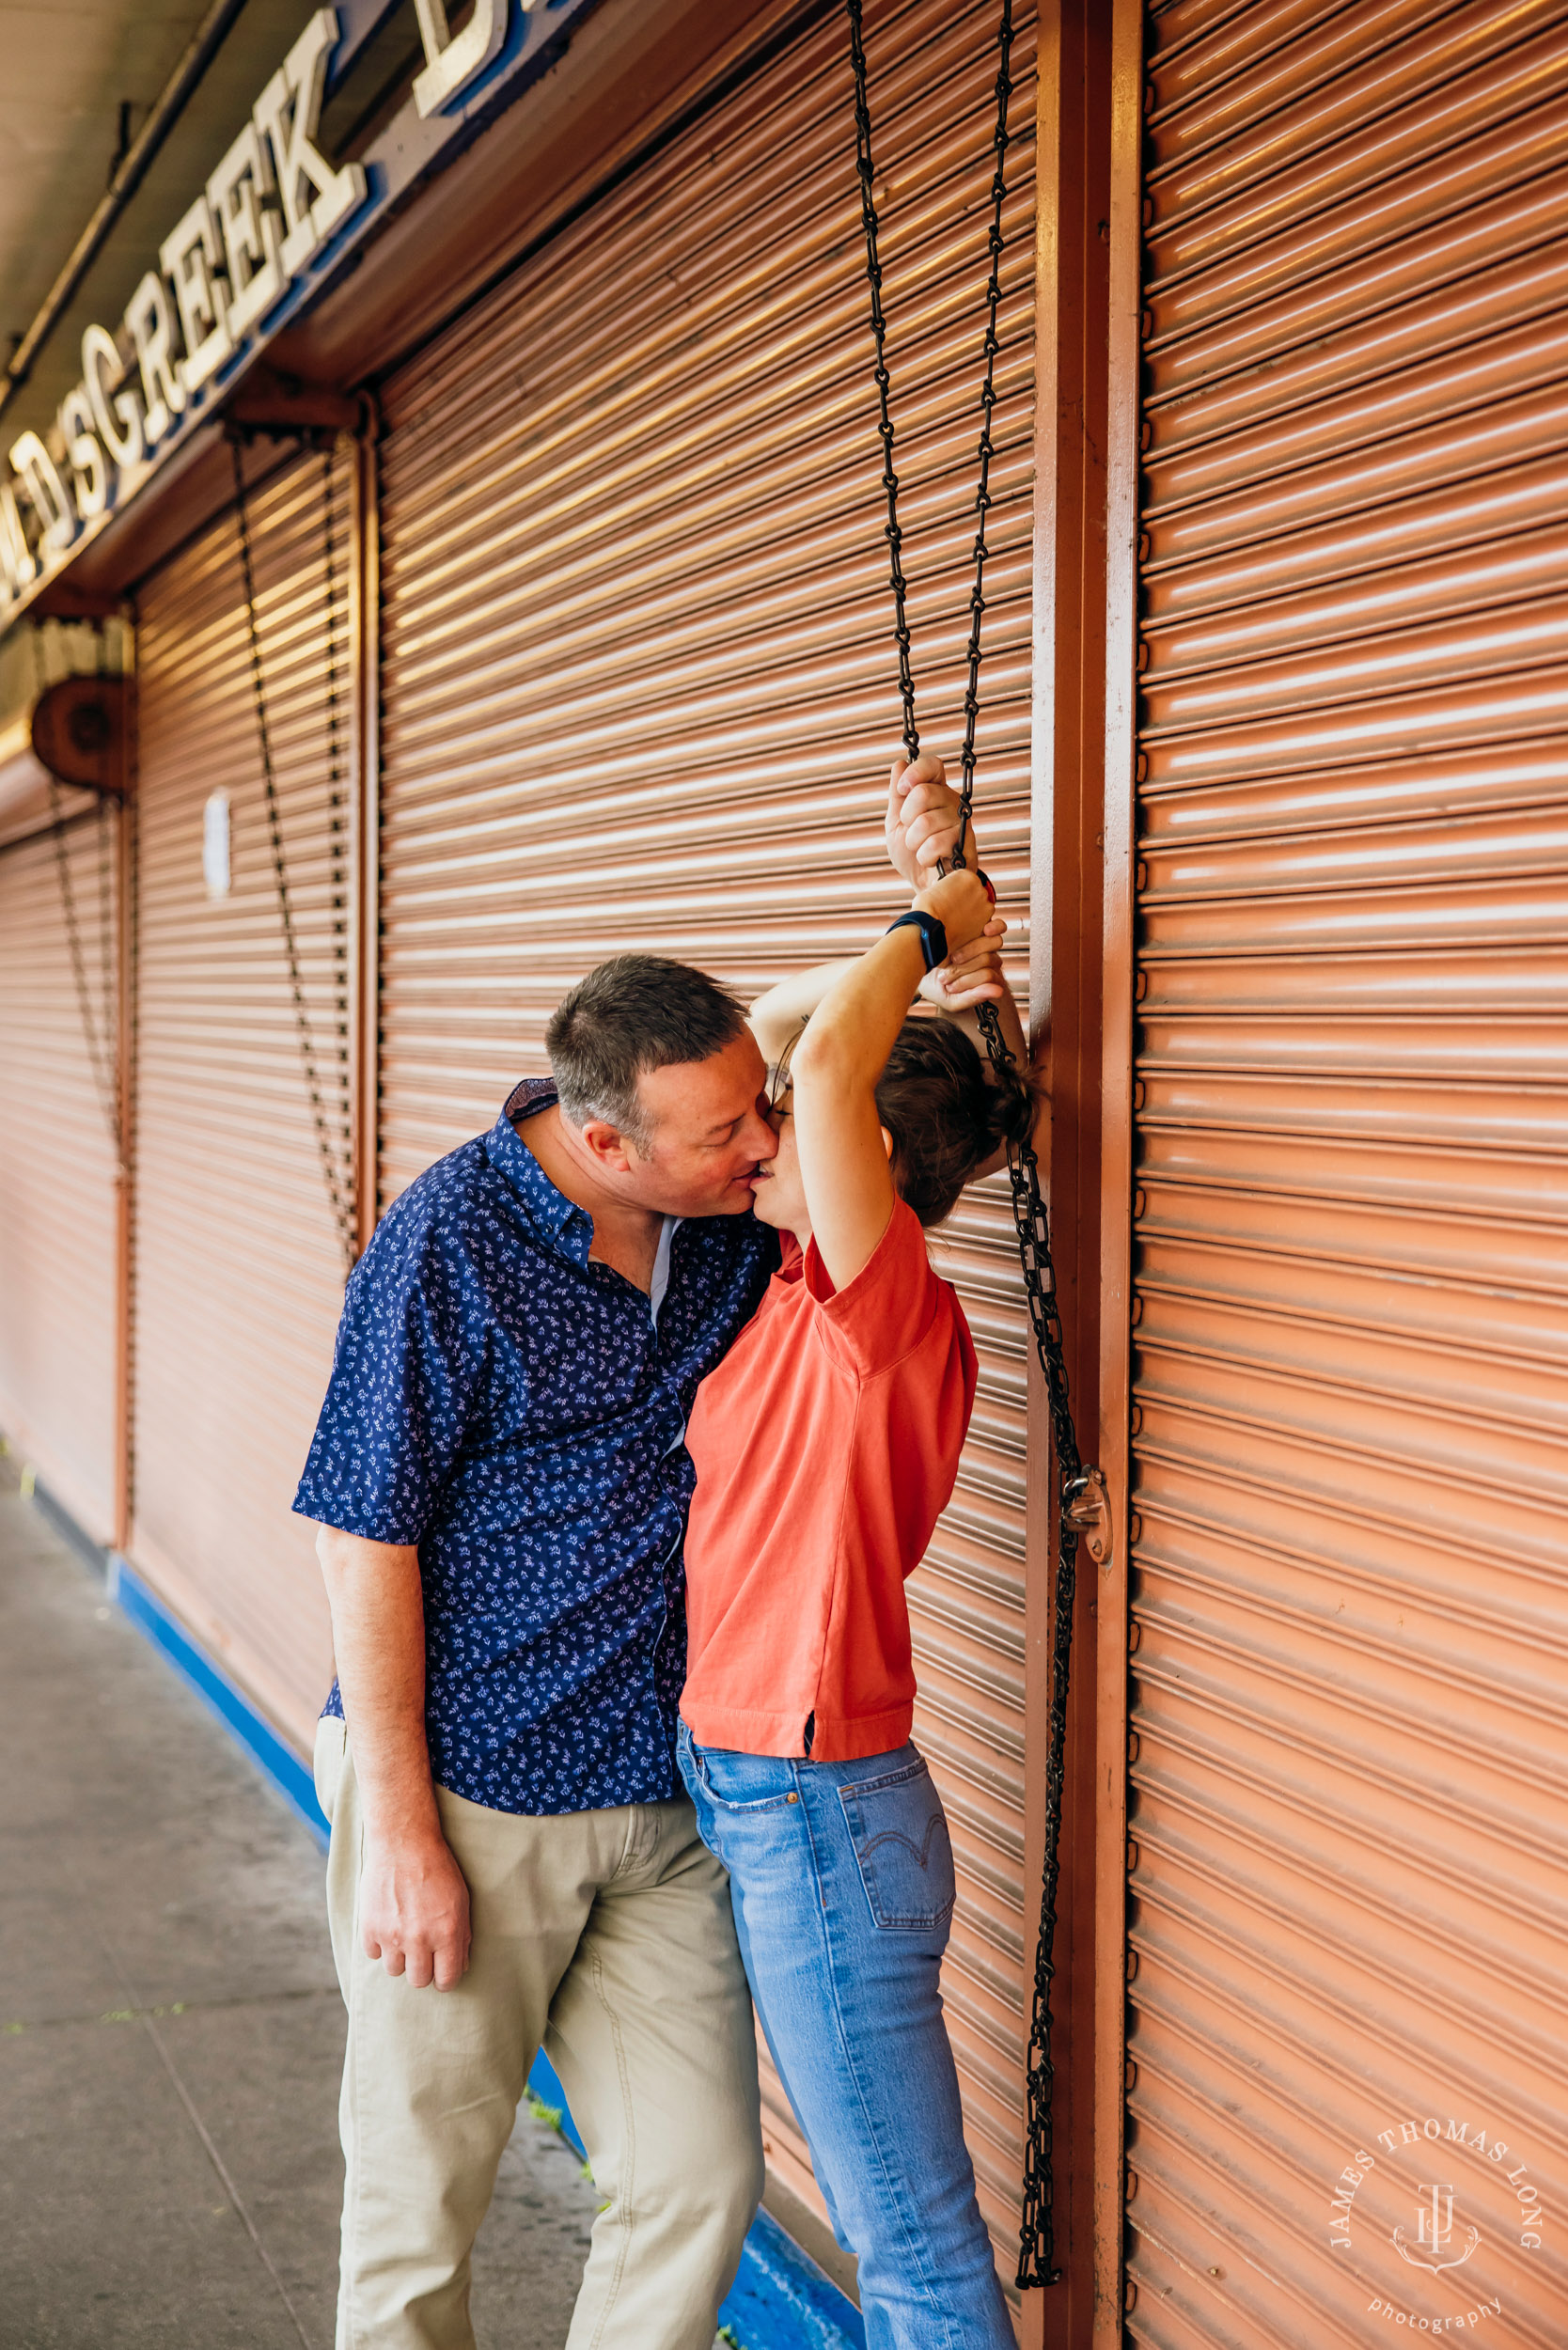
[677,1726,1014,2350]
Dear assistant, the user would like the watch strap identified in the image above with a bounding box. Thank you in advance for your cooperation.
[886,908,949,970]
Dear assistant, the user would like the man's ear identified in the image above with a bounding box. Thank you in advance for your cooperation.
[578,1119,637,1174]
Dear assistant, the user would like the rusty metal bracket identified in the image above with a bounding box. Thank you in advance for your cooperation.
[1063,1465,1114,1568]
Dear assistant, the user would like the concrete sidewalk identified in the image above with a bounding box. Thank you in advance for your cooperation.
[0,1464,602,2349]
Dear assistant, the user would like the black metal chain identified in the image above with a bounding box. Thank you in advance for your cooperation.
[953,0,1013,869]
[321,441,352,1202]
[847,0,1098,2288]
[48,778,124,1171]
[847,0,918,760]
[230,436,357,1276]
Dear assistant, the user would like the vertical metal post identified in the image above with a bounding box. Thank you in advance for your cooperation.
[1090,2,1146,2339]
[111,687,135,1554]
[1024,0,1115,2338]
[348,395,382,1259]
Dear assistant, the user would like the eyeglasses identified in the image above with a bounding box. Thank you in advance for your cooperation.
[767,1024,802,1118]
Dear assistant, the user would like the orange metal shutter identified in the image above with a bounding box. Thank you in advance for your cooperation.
[0,812,122,1539]
[1125,1,1568,2342]
[132,448,353,1749]
[377,0,1041,2265]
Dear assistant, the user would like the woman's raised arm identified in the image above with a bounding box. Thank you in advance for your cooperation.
[790,869,996,1291]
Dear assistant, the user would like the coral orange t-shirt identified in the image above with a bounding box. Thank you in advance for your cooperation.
[680,1199,978,1761]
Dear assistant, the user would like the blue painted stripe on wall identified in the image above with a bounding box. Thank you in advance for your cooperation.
[525,2047,587,2157]
[720,2206,866,2350]
[106,1547,863,2350]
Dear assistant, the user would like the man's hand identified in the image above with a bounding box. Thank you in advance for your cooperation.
[360,1829,472,1991]
[315,1525,472,1991]
[884,750,982,886]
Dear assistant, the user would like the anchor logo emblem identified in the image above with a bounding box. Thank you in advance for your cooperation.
[1393,2185,1480,2275]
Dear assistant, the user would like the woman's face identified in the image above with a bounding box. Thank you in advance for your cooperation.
[748,1087,809,1236]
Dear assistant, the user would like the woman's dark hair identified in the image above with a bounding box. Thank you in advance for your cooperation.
[875,1018,1036,1228]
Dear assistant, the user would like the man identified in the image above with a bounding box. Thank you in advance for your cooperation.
[296,760,969,2350]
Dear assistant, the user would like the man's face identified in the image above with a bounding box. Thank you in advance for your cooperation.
[617,1031,776,1216]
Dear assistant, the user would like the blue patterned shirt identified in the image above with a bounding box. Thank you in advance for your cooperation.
[294,1079,776,1816]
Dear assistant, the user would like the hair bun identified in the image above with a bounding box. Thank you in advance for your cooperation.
[876,1019,1038,1226]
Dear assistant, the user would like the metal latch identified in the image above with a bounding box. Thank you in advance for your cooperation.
[1062,1465,1113,1567]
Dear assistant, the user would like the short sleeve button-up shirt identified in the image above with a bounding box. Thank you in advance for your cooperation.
[293,1078,776,1817]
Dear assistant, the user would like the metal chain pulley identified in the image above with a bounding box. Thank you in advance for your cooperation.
[848,0,1109,2286]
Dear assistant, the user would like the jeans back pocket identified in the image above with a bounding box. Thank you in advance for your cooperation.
[839,1760,956,1930]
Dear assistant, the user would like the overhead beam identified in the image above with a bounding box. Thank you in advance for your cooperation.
[226,365,362,436]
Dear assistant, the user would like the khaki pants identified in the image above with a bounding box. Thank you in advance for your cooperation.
[315,1720,764,2350]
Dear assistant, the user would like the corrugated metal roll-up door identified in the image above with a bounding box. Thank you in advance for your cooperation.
[1125,0,1568,2342]
[0,808,122,1539]
[133,447,353,1750]
[377,0,1040,2267]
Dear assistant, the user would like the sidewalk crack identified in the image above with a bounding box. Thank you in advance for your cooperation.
[67,1871,319,2350]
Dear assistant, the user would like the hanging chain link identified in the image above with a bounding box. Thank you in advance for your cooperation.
[48,778,124,1172]
[847,0,1102,2287]
[847,0,918,760]
[230,435,357,1276]
[952,0,1013,870]
[320,438,353,1224]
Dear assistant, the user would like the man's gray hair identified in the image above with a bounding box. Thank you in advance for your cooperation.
[545,954,748,1149]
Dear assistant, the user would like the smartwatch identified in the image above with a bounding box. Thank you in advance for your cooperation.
[886,908,949,970]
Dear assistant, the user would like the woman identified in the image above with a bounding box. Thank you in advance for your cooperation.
[677,796,1032,2349]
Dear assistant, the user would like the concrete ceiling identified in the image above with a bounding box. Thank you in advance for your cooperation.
[0,1,212,363]
[0,0,352,468]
